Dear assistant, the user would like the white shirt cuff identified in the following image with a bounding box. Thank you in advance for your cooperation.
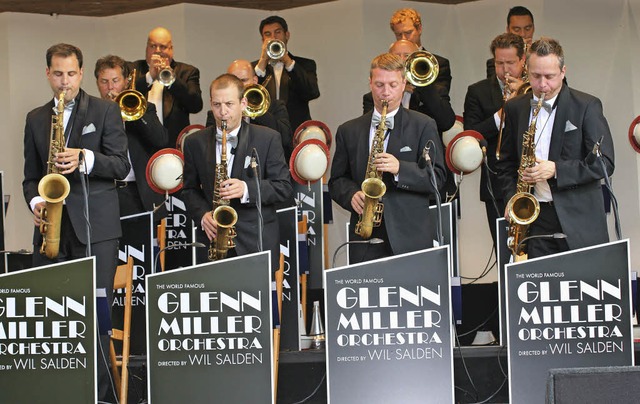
[240,181,250,204]
[30,196,45,212]
[81,149,95,175]
[254,65,266,78]
[285,60,295,72]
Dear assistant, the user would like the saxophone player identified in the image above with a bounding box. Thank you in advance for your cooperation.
[22,43,129,402]
[496,37,614,258]
[329,53,446,264]
[182,74,292,271]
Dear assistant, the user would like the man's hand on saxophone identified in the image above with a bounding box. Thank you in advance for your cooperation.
[32,201,46,227]
[351,191,365,215]
[521,158,556,184]
[374,152,400,175]
[54,148,83,175]
[217,178,246,199]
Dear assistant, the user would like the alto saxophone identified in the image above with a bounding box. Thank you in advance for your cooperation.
[38,91,71,259]
[506,93,545,260]
[208,120,238,261]
[354,100,388,239]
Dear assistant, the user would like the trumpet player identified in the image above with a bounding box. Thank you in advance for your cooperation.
[95,55,168,218]
[23,43,129,403]
[463,33,526,248]
[329,53,446,264]
[206,59,293,160]
[486,6,535,78]
[182,74,292,271]
[496,37,614,258]
[130,26,203,148]
[253,15,320,131]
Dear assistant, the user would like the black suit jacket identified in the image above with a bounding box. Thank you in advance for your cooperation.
[182,122,292,270]
[463,75,504,201]
[252,53,320,132]
[124,103,169,212]
[205,99,292,160]
[329,107,447,261]
[496,85,615,250]
[130,59,203,148]
[23,89,130,245]
[362,54,455,133]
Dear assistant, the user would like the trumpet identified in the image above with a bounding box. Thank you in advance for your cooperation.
[404,50,439,87]
[266,39,286,60]
[115,69,147,121]
[243,84,271,118]
[158,59,175,86]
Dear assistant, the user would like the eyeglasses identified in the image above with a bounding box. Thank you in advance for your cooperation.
[148,43,172,52]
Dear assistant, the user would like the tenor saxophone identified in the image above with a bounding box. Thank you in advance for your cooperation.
[38,91,71,259]
[208,120,238,261]
[505,93,545,260]
[354,100,388,239]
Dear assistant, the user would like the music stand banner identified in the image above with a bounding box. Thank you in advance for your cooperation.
[506,240,634,404]
[0,258,96,403]
[118,211,154,355]
[294,181,324,288]
[324,247,454,403]
[146,252,274,404]
[277,206,302,350]
[162,193,196,270]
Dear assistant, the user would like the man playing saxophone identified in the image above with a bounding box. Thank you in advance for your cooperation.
[182,74,292,271]
[22,43,130,402]
[329,53,446,264]
[496,37,614,258]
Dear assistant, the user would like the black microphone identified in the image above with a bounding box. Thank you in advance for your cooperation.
[153,241,207,273]
[515,233,567,256]
[586,135,604,164]
[418,144,431,169]
[248,148,259,178]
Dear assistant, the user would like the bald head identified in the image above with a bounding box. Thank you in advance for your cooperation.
[146,26,174,65]
[227,59,258,87]
[389,39,419,61]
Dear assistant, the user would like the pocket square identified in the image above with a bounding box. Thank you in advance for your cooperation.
[400,146,412,152]
[565,120,578,132]
[82,123,96,135]
[244,156,251,169]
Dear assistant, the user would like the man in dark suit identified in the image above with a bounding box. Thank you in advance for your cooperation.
[22,43,130,402]
[329,53,446,264]
[496,37,614,258]
[206,59,293,160]
[182,74,292,271]
[95,54,168,219]
[130,26,203,148]
[464,33,527,247]
[252,15,320,132]
[486,6,535,78]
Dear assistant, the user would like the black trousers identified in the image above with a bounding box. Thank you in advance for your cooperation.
[527,202,569,259]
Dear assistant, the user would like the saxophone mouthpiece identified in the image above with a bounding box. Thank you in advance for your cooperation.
[221,120,227,131]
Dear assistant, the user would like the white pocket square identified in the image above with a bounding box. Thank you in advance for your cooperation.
[400,146,412,152]
[565,120,577,132]
[244,156,251,169]
[82,123,96,135]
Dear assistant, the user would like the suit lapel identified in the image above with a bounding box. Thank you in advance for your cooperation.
[386,107,403,156]
[548,86,569,161]
[490,78,503,110]
[357,112,374,181]
[66,89,89,148]
[231,122,250,178]
[264,64,277,104]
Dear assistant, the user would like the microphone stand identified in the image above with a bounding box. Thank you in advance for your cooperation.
[592,139,621,240]
[515,233,567,257]
[78,150,92,257]
[153,242,206,273]
[251,148,263,252]
[331,238,384,268]
[422,141,444,246]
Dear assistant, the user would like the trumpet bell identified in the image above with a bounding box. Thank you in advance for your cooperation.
[243,84,271,118]
[116,89,147,121]
[266,39,286,60]
[405,50,440,87]
[146,148,185,195]
[289,139,330,185]
[159,67,175,86]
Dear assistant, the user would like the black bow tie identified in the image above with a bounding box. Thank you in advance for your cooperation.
[531,98,553,113]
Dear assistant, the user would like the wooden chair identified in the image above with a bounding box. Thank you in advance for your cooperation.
[109,256,134,404]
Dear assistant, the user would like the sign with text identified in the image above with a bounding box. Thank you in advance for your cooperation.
[506,240,633,404]
[163,193,196,270]
[277,206,301,350]
[0,258,96,403]
[146,252,273,403]
[294,181,324,289]
[325,247,454,403]
[118,211,154,355]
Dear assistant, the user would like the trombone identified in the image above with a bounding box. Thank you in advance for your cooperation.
[115,69,147,121]
[404,50,439,87]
